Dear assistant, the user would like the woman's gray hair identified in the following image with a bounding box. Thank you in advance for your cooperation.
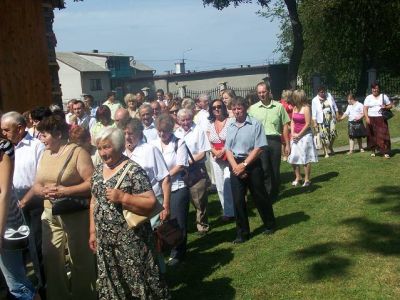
[96,127,125,153]
[181,98,195,110]
[177,108,193,120]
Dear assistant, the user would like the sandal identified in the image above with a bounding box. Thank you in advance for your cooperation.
[370,153,376,157]
[346,151,353,155]
[302,181,311,187]
[384,154,390,159]
[292,180,300,187]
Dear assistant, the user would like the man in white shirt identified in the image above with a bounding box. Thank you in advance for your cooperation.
[175,108,211,234]
[194,93,210,133]
[72,100,96,131]
[121,117,171,226]
[1,111,45,284]
[103,91,122,120]
[139,103,158,142]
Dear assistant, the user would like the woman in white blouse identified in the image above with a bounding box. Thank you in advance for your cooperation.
[206,99,235,221]
[151,114,189,267]
[363,82,392,158]
[339,94,366,154]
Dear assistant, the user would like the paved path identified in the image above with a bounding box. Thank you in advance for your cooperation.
[318,137,400,155]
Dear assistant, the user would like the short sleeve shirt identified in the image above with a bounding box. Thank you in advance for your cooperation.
[150,135,189,192]
[343,102,364,121]
[124,141,169,197]
[248,100,290,136]
[364,94,390,117]
[225,115,267,158]
[174,124,211,162]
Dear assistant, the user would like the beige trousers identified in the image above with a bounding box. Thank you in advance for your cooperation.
[42,208,97,300]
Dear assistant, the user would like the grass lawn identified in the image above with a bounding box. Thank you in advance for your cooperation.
[166,145,400,298]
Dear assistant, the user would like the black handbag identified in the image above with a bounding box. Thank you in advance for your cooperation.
[154,219,183,252]
[183,145,209,188]
[51,146,89,215]
[380,94,394,120]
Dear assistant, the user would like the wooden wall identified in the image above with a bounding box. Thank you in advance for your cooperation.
[0,0,52,113]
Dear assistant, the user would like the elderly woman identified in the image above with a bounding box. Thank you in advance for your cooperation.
[21,115,96,300]
[0,138,38,299]
[311,87,339,157]
[206,99,235,221]
[90,127,170,299]
[364,82,392,158]
[150,114,189,267]
[90,105,116,145]
[175,109,211,234]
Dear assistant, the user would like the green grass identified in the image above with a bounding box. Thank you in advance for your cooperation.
[334,112,400,148]
[166,142,400,299]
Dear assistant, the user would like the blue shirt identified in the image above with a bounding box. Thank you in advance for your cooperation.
[225,115,267,158]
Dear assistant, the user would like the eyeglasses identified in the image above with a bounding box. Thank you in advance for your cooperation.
[212,105,222,110]
[169,109,178,114]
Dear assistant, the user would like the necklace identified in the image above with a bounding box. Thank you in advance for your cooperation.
[104,155,126,170]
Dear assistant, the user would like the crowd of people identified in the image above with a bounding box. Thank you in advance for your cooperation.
[0,81,393,299]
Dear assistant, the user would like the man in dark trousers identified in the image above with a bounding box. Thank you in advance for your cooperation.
[225,96,276,243]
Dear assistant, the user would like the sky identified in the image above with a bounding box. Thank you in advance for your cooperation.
[54,0,281,75]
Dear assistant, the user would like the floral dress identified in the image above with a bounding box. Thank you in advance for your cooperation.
[318,99,337,146]
[91,160,170,300]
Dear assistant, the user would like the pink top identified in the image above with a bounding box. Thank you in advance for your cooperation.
[293,112,306,134]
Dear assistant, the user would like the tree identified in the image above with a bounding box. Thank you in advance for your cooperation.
[203,0,303,89]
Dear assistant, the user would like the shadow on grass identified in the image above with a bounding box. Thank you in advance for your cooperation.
[311,171,339,184]
[167,248,235,300]
[278,184,322,201]
[293,185,400,282]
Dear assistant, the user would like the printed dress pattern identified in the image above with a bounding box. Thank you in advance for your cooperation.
[91,160,170,300]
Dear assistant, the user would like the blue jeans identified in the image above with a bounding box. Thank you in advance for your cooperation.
[0,249,35,300]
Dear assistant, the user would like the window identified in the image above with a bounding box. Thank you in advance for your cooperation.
[90,79,102,91]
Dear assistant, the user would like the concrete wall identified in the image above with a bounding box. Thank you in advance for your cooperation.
[58,61,82,104]
[81,72,111,104]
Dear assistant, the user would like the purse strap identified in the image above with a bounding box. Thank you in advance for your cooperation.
[114,162,134,189]
[56,146,78,186]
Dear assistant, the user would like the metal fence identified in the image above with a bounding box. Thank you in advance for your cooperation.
[173,86,257,100]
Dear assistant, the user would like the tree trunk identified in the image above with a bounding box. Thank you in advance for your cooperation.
[284,0,304,89]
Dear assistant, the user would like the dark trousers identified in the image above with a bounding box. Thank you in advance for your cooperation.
[169,187,190,260]
[230,159,276,239]
[260,135,282,201]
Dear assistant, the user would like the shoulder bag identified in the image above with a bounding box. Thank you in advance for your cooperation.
[51,146,90,215]
[154,218,183,252]
[116,163,164,228]
[379,93,394,120]
[183,144,209,188]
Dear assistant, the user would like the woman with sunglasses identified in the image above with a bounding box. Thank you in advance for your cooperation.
[206,99,235,221]
[167,100,181,131]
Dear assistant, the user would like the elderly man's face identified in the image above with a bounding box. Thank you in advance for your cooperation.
[140,108,153,127]
[179,114,193,132]
[114,109,129,126]
[151,102,161,117]
[1,121,24,145]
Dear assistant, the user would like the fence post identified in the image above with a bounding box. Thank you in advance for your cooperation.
[367,68,377,87]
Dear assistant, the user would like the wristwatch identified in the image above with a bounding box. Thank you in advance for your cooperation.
[242,161,248,167]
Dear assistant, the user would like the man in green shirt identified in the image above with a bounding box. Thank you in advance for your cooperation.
[248,82,290,201]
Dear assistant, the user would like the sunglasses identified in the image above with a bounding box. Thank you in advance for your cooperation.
[169,109,179,114]
[212,105,222,110]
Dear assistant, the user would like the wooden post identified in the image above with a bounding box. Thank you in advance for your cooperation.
[0,0,52,113]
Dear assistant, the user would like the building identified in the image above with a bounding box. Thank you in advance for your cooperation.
[123,63,288,100]
[57,52,111,105]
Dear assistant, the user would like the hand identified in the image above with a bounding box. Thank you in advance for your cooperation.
[159,205,170,221]
[285,144,291,156]
[292,133,300,143]
[105,188,124,204]
[88,232,97,253]
[233,163,246,177]
[365,117,370,125]
[46,185,67,200]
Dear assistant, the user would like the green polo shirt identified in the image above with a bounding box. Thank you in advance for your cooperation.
[248,100,290,136]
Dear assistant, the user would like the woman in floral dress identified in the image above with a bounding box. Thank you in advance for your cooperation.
[89,127,170,300]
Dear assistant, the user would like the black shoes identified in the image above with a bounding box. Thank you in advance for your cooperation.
[232,235,249,244]
[263,228,276,235]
